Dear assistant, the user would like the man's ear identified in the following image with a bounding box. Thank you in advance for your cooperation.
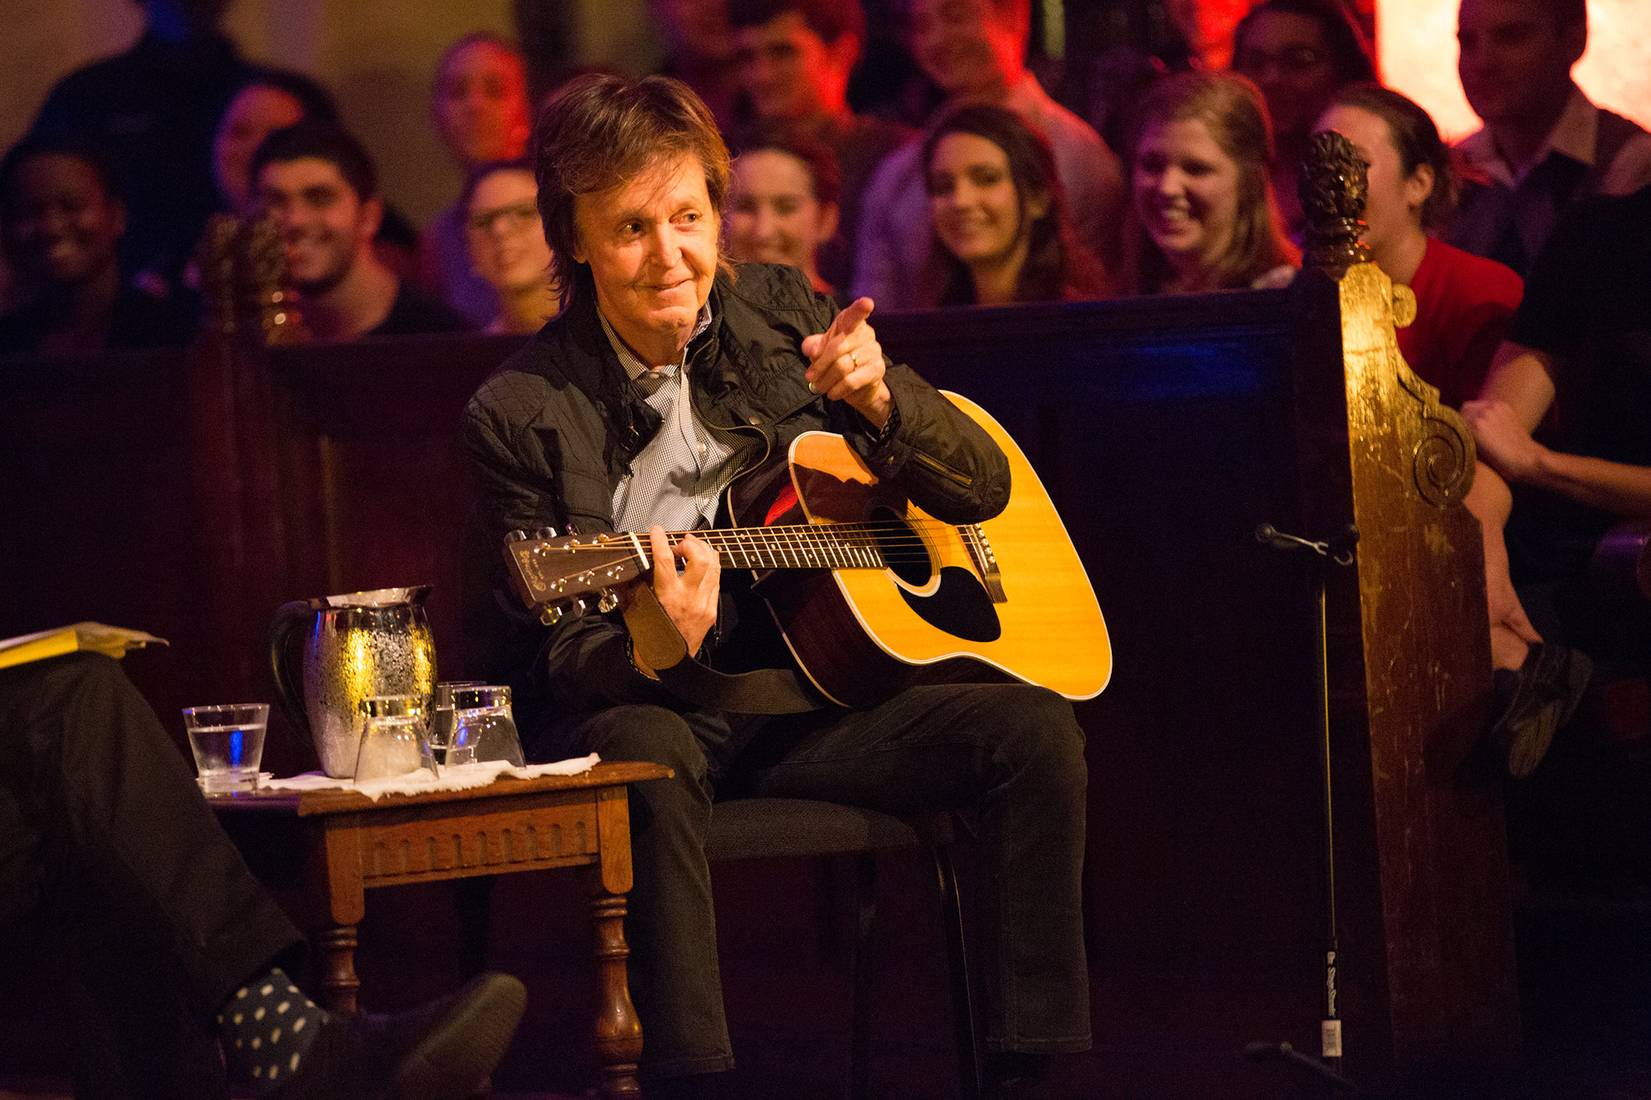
[358,194,384,242]
[828,32,862,75]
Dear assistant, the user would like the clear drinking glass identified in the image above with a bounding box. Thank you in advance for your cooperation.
[182,703,270,793]
[431,680,485,766]
[450,685,526,767]
[353,694,439,783]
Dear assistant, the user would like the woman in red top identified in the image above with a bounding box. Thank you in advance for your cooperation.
[1316,84,1523,407]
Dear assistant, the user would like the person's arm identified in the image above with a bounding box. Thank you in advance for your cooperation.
[1466,341,1651,518]
[799,292,1011,525]
[1463,461,1543,669]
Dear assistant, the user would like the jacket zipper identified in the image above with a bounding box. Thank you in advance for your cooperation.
[910,448,974,489]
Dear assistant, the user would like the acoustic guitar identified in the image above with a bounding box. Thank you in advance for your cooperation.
[502,392,1111,707]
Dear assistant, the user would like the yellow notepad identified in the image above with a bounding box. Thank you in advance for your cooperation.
[0,623,169,671]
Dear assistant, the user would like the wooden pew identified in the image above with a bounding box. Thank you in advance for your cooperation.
[0,161,1518,1093]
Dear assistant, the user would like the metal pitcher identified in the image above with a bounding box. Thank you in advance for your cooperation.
[268,587,438,777]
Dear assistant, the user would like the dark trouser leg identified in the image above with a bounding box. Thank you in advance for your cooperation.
[0,653,304,1091]
[542,704,735,1079]
[744,683,1092,1053]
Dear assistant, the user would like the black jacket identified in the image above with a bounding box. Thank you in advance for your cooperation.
[461,262,1009,718]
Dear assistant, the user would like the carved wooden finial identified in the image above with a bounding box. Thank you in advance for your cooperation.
[1300,130,1372,275]
[237,214,307,345]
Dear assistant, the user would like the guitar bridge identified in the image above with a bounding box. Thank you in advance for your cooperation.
[964,524,1007,603]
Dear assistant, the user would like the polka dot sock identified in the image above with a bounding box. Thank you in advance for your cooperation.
[215,968,329,1094]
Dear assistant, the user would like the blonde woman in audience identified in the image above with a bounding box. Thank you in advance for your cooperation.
[1316,83,1523,408]
[725,126,841,295]
[1121,71,1299,296]
[462,160,556,334]
[921,103,1107,307]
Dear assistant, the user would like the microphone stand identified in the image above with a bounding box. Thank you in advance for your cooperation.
[1251,522,1362,1097]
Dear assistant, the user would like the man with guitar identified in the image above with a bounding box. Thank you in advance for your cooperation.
[462,73,1090,1099]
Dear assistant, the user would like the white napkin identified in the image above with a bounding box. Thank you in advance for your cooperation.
[261,753,601,801]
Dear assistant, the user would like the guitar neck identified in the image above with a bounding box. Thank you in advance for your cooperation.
[644,524,892,572]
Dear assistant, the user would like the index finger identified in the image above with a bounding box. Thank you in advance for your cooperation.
[822,296,875,342]
[648,526,680,591]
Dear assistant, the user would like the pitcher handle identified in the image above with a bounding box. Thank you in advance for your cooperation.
[267,600,312,736]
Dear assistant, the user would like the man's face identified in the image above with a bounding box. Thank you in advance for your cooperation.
[254,157,380,294]
[572,150,720,359]
[1232,11,1341,143]
[1457,0,1584,129]
[908,0,1024,99]
[735,12,853,122]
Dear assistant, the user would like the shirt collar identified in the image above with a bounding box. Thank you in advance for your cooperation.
[1459,84,1598,187]
[598,301,714,383]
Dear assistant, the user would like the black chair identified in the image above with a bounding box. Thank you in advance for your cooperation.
[706,797,982,1100]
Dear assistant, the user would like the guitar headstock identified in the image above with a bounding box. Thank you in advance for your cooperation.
[502,529,644,626]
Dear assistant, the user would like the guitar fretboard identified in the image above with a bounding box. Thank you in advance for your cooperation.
[647,524,893,571]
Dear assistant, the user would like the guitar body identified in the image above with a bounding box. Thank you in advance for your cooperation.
[754,391,1111,706]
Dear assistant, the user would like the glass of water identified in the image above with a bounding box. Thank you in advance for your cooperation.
[450,685,525,768]
[431,681,485,766]
[182,703,270,793]
[354,694,440,784]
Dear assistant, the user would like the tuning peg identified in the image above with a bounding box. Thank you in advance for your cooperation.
[597,589,619,613]
[568,597,589,618]
[539,605,564,626]
[506,529,529,543]
[534,526,559,540]
[564,522,580,536]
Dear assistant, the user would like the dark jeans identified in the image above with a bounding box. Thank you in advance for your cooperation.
[537,682,1091,1078]
[0,653,303,1096]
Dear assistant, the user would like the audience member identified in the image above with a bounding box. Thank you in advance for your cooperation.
[1317,84,1523,408]
[1231,0,1377,242]
[213,70,341,215]
[1120,71,1299,296]
[729,0,910,292]
[250,122,470,341]
[0,138,195,356]
[1460,186,1651,773]
[921,103,1107,307]
[650,0,743,132]
[212,71,421,276]
[725,126,841,295]
[423,34,535,329]
[462,159,557,334]
[0,652,526,1097]
[28,0,256,291]
[1448,0,1651,277]
[852,0,1126,308]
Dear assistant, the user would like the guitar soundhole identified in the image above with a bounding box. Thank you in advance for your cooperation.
[870,507,931,586]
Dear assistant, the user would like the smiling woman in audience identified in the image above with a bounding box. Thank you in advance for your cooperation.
[1316,83,1523,408]
[725,126,842,296]
[461,159,556,334]
[1121,71,1299,297]
[920,103,1107,307]
[0,138,194,356]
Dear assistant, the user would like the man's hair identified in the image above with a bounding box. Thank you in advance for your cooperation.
[1328,83,1457,229]
[435,32,528,86]
[1234,0,1378,87]
[533,73,732,309]
[727,0,864,43]
[1122,71,1299,295]
[460,157,537,216]
[0,136,121,218]
[248,120,379,201]
[730,122,841,207]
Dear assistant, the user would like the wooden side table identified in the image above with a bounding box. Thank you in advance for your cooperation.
[211,761,671,1099]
